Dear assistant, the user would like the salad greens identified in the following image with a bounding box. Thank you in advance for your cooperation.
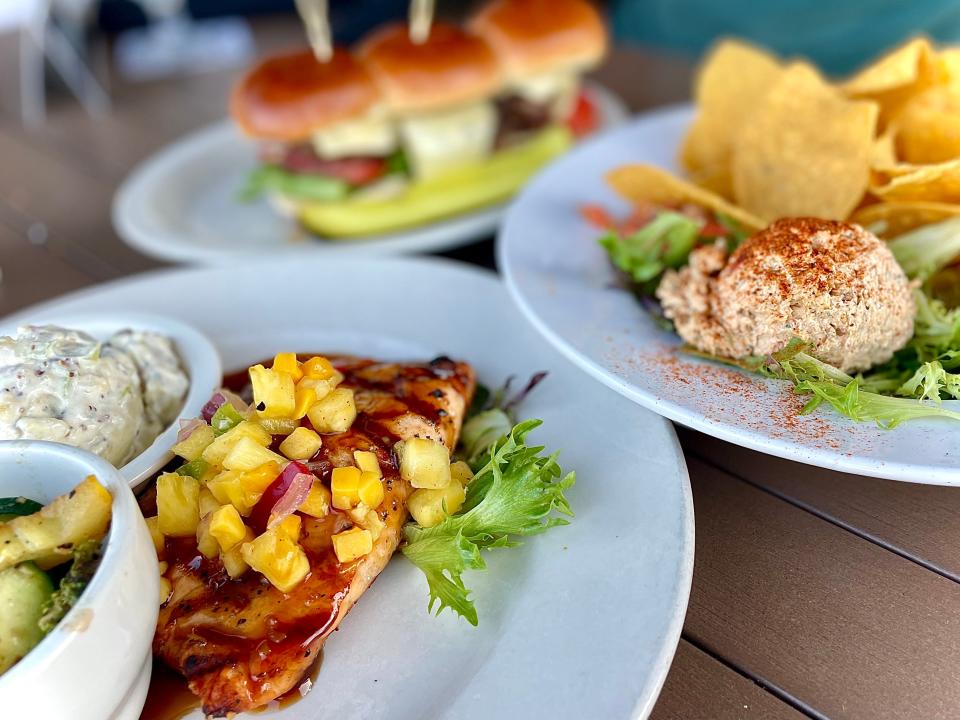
[402,376,573,625]
[239,166,350,202]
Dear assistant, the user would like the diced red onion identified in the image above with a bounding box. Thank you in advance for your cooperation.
[248,461,311,533]
[267,472,314,528]
[200,392,226,422]
[177,418,204,442]
[220,389,249,412]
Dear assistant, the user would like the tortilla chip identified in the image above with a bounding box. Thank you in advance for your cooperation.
[731,63,878,221]
[679,39,782,197]
[872,126,899,168]
[870,160,960,203]
[606,163,765,232]
[941,48,960,84]
[894,84,960,164]
[850,200,960,237]
[841,37,945,128]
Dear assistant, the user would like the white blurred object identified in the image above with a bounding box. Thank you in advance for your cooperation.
[113,3,254,82]
[0,0,109,125]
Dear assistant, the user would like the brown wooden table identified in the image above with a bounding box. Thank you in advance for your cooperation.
[3,15,960,720]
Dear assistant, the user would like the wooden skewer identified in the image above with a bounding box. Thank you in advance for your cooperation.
[409,0,435,44]
[295,0,333,62]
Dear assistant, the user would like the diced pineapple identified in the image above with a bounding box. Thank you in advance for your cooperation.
[332,527,373,563]
[301,356,337,380]
[222,436,286,471]
[256,417,300,436]
[240,462,283,498]
[159,575,172,604]
[158,560,168,574]
[157,473,201,537]
[279,427,323,460]
[294,376,339,418]
[202,421,272,465]
[299,481,331,518]
[408,482,466,529]
[330,466,361,510]
[358,471,384,508]
[249,364,296,419]
[396,438,451,489]
[209,505,247,552]
[306,388,357,433]
[354,450,381,476]
[206,470,248,513]
[144,516,164,555]
[272,352,303,382]
[450,460,474,486]
[222,527,255,578]
[241,527,310,592]
[172,424,215,461]
[348,505,385,540]
[276,514,301,542]
[196,514,219,559]
[198,488,220,518]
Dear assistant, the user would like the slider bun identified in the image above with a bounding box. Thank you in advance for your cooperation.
[469,0,607,78]
[357,22,502,114]
[231,48,380,140]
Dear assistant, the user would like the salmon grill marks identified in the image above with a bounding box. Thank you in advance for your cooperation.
[154,356,475,717]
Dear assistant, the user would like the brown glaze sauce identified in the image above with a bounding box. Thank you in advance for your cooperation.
[146,355,459,717]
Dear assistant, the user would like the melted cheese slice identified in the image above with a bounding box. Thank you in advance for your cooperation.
[399,102,497,181]
[510,71,579,120]
[312,110,398,159]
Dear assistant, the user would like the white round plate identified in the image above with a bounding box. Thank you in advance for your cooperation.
[3,256,693,719]
[499,103,960,485]
[0,311,221,487]
[113,84,629,265]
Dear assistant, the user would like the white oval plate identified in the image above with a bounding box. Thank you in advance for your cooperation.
[3,256,693,720]
[113,84,629,265]
[499,103,960,485]
[0,312,222,487]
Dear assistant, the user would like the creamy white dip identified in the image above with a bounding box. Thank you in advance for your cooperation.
[0,325,189,466]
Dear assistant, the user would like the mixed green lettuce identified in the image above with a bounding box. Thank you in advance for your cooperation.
[239,166,350,202]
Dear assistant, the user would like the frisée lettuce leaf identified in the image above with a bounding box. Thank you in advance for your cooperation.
[402,419,574,626]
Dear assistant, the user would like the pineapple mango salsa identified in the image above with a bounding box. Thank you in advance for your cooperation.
[149,353,470,598]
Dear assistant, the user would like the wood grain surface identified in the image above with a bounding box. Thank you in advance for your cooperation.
[0,14,956,720]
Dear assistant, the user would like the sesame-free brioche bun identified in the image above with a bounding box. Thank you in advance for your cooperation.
[231,48,380,141]
[469,0,607,78]
[357,22,502,114]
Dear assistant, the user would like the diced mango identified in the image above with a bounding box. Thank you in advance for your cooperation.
[276,514,301,542]
[222,527,255,578]
[354,450,381,476]
[240,462,283,497]
[249,364,296,419]
[450,461,474,486]
[157,473,200,537]
[222,436,286,471]
[358,471,384,508]
[172,424,215,462]
[202,421,272,465]
[279,426,323,460]
[294,376,340,418]
[272,352,303,382]
[196,514,219,559]
[306,387,357,433]
[332,527,373,563]
[144,516,164,555]
[331,466,362,510]
[396,438,451,489]
[408,482,466,529]
[299,481,331,518]
[256,417,300,436]
[209,505,247,552]
[198,487,220,518]
[241,527,310,593]
[301,356,337,380]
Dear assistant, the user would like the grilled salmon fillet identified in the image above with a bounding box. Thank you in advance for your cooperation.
[154,356,475,716]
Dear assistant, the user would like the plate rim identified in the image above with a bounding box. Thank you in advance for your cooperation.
[111,83,630,266]
[497,103,960,485]
[2,255,694,719]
